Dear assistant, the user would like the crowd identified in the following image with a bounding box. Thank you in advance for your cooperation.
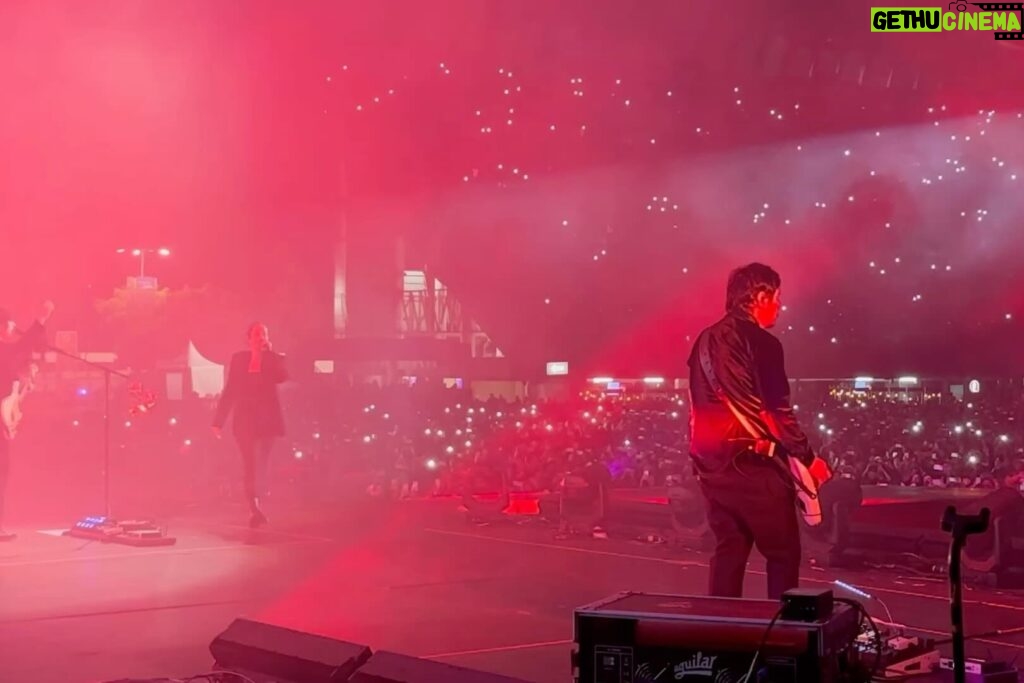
[807,388,1024,490]
[18,377,1024,513]
[317,380,1024,498]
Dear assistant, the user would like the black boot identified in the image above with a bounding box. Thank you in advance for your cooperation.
[248,498,268,528]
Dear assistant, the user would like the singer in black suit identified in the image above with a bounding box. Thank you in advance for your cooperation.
[212,322,288,527]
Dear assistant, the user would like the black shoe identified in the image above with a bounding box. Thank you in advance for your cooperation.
[245,499,266,532]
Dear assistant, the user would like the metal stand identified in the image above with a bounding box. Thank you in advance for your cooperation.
[47,345,131,517]
[941,505,991,683]
[46,345,174,546]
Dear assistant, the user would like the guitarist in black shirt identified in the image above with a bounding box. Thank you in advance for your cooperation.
[0,301,54,541]
[688,265,830,598]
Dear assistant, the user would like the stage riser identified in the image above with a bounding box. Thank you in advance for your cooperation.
[540,486,1024,581]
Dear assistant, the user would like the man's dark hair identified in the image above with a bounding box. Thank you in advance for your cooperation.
[726,263,781,312]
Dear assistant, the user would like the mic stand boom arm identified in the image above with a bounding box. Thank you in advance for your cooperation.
[45,344,134,518]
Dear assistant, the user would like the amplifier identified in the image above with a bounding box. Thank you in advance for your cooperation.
[574,592,863,683]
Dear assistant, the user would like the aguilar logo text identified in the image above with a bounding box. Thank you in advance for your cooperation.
[674,652,718,679]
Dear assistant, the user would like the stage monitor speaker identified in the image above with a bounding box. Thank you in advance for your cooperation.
[668,484,713,549]
[962,488,1024,576]
[348,651,533,683]
[209,618,372,683]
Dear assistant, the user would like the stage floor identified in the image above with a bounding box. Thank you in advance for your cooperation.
[1,499,1023,683]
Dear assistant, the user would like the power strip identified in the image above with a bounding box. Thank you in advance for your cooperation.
[938,657,1019,682]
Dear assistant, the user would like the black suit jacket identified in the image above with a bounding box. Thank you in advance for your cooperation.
[688,310,812,474]
[212,350,288,438]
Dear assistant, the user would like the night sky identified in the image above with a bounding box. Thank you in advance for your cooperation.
[1,0,1021,376]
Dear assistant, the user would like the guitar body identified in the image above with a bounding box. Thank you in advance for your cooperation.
[1,380,23,440]
[2,364,38,440]
[753,418,826,527]
[746,439,825,527]
[782,455,824,527]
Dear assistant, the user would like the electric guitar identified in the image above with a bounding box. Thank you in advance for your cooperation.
[1,364,38,440]
[697,334,827,526]
[760,438,825,527]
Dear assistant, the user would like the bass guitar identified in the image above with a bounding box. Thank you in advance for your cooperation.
[757,438,825,527]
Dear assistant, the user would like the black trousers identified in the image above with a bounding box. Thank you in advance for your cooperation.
[698,456,801,599]
[235,434,275,506]
[0,436,9,527]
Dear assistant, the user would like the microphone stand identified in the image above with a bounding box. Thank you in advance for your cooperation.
[45,344,132,518]
[941,505,991,683]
